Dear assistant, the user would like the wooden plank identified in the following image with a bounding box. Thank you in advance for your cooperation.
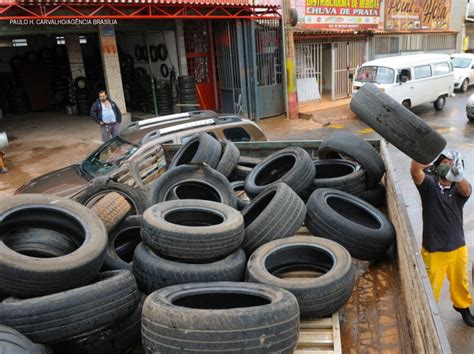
[294,351,334,354]
[332,313,342,354]
[297,330,333,347]
[299,318,332,329]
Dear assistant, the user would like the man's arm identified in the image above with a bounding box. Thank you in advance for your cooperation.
[456,179,472,197]
[411,160,429,185]
[90,101,101,124]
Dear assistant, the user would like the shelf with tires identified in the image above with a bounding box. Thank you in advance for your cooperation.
[0,87,450,353]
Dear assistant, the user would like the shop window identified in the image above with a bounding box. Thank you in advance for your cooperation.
[375,37,399,55]
[432,62,451,76]
[79,36,87,44]
[56,36,66,45]
[223,128,250,142]
[12,39,27,47]
[414,65,432,80]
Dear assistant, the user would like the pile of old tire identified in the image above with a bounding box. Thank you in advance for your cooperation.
[178,75,198,112]
[350,82,447,164]
[156,81,174,116]
[8,88,30,114]
[75,76,90,116]
[0,194,142,353]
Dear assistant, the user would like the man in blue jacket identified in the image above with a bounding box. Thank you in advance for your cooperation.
[90,90,122,142]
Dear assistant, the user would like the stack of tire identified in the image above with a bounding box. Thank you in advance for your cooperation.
[0,194,142,354]
[156,81,173,116]
[74,77,90,116]
[178,75,198,112]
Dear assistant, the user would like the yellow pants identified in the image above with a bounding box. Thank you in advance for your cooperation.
[421,246,472,309]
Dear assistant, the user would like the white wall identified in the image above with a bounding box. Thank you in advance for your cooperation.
[116,31,179,81]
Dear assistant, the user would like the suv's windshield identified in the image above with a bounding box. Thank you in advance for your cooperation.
[82,136,139,177]
[355,66,395,84]
[451,57,472,69]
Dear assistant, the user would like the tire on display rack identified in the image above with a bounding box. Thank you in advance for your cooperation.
[141,200,244,261]
[317,132,385,189]
[350,82,446,164]
[244,147,315,197]
[305,188,395,260]
[141,282,300,353]
[133,243,246,294]
[247,236,356,318]
[0,194,107,297]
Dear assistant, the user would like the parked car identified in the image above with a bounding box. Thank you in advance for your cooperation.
[352,53,454,111]
[15,110,267,197]
[466,94,474,121]
[451,53,474,92]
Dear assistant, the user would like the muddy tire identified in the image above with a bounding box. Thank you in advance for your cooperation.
[0,194,107,297]
[247,236,356,318]
[141,282,300,353]
[103,215,142,271]
[305,188,395,260]
[0,325,51,354]
[244,147,315,196]
[141,200,244,261]
[0,270,140,344]
[133,243,246,294]
[241,183,306,256]
[318,132,385,189]
[89,192,131,232]
[216,140,240,178]
[147,164,237,208]
[77,178,147,218]
[168,133,222,169]
[303,159,366,199]
[50,301,142,354]
[350,82,447,164]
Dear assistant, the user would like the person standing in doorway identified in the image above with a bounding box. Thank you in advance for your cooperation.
[90,90,122,142]
[411,151,473,326]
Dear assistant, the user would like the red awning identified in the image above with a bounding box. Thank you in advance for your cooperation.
[17,0,267,5]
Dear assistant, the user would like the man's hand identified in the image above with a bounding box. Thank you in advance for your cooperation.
[99,121,104,126]
[446,152,464,182]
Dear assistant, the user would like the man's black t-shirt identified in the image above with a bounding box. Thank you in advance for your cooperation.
[416,174,469,252]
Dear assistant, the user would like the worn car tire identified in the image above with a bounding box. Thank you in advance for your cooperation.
[216,140,240,178]
[350,82,446,164]
[147,164,237,208]
[0,270,140,344]
[133,243,246,294]
[103,215,142,271]
[360,183,386,208]
[50,301,142,354]
[142,282,300,353]
[306,188,395,260]
[230,180,251,210]
[0,325,51,354]
[0,194,107,297]
[247,236,356,318]
[141,200,244,261]
[231,156,262,181]
[318,132,385,189]
[76,179,147,216]
[168,133,222,169]
[241,183,306,255]
[244,147,315,196]
[302,159,366,199]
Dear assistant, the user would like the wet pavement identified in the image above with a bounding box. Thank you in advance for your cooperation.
[1,91,474,351]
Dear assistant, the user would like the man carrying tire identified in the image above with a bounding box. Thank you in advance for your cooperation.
[90,90,122,142]
[411,151,473,326]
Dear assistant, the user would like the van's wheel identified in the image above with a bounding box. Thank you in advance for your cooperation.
[461,79,469,93]
[433,96,446,111]
[401,100,410,109]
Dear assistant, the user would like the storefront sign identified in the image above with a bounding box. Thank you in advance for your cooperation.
[385,0,451,31]
[304,0,381,30]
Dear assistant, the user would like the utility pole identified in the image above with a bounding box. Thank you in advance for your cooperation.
[283,0,299,120]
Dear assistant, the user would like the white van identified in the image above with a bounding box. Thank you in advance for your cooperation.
[451,53,474,92]
[352,54,454,111]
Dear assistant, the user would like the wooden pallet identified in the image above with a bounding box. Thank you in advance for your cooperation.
[295,313,342,354]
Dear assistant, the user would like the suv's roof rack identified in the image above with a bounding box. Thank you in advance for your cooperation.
[126,110,217,130]
[140,118,216,145]
[214,116,242,124]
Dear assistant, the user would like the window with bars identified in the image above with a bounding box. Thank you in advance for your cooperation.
[375,37,399,55]
[255,20,282,87]
[183,21,210,84]
[426,34,456,51]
